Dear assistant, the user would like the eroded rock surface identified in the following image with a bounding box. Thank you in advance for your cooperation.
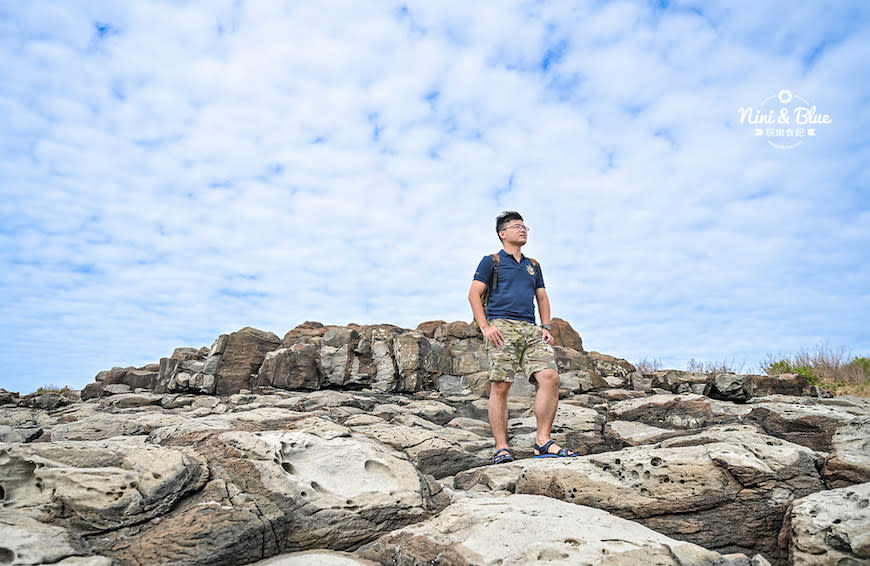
[357,494,750,565]
[785,481,870,565]
[1,319,867,566]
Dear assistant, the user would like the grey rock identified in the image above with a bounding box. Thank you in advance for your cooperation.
[358,494,736,565]
[786,481,870,565]
[511,425,825,561]
[0,509,113,566]
[0,438,209,534]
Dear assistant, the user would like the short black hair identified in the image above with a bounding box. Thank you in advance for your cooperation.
[496,210,523,234]
[496,211,523,242]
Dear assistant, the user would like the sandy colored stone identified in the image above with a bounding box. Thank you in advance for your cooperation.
[358,493,736,565]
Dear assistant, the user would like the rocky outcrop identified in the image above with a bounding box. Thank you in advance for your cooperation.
[1,319,867,566]
[357,494,740,565]
[784,481,870,565]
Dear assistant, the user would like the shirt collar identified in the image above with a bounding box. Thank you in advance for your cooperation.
[499,249,526,263]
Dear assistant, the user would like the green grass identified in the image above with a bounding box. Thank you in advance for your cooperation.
[762,346,870,396]
[633,346,870,397]
[34,384,72,396]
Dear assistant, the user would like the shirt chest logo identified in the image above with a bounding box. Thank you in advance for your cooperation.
[525,265,535,276]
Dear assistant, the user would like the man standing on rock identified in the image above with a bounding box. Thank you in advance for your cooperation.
[469,210,578,464]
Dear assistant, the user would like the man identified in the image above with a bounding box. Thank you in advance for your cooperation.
[469,211,578,464]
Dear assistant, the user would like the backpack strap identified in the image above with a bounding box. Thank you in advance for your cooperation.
[490,253,501,292]
[528,258,539,277]
[481,253,501,313]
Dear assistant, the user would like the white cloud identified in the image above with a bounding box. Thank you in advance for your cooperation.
[1,1,868,393]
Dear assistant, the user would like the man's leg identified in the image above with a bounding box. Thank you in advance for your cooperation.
[489,381,512,450]
[532,368,560,448]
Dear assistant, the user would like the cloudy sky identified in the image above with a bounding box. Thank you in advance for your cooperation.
[2,1,868,393]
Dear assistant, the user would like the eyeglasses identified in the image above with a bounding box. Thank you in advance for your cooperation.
[501,223,529,232]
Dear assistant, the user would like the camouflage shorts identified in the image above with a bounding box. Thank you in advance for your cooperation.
[485,319,557,383]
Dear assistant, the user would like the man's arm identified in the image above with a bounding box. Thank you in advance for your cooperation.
[535,287,555,345]
[469,281,505,346]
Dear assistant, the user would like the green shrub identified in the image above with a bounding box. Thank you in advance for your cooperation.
[793,366,819,385]
[763,346,870,396]
[34,385,71,396]
[764,359,794,375]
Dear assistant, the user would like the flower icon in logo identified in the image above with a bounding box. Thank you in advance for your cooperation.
[778,89,793,104]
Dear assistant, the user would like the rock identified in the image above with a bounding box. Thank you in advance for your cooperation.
[550,317,583,350]
[604,420,688,447]
[507,404,607,458]
[745,397,866,457]
[0,424,43,443]
[282,321,328,346]
[249,550,380,565]
[50,414,147,441]
[257,343,322,391]
[785,481,870,565]
[215,327,282,395]
[587,351,636,378]
[512,425,825,561]
[445,337,487,378]
[393,331,449,392]
[357,493,739,565]
[415,320,446,338]
[0,388,19,405]
[436,374,468,393]
[319,327,360,387]
[93,420,434,565]
[433,321,478,341]
[647,370,710,394]
[0,509,113,565]
[608,393,752,430]
[20,392,73,410]
[0,439,209,533]
[351,420,489,478]
[823,417,870,487]
[559,369,609,393]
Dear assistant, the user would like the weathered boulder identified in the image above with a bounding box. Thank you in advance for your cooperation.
[0,439,209,533]
[709,373,816,403]
[550,317,583,350]
[319,327,360,387]
[823,417,870,487]
[608,393,752,430]
[415,319,446,338]
[351,325,403,392]
[350,419,489,478]
[90,419,436,565]
[215,327,282,395]
[507,403,607,458]
[743,396,870,487]
[0,509,113,566]
[785,481,870,565]
[645,370,710,395]
[393,331,450,392]
[357,493,748,565]
[282,321,329,346]
[257,342,322,391]
[250,550,380,566]
[508,425,825,561]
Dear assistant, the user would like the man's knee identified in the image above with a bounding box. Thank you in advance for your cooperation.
[489,381,512,398]
[534,369,559,387]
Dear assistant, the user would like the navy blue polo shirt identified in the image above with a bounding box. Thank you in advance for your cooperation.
[473,249,545,324]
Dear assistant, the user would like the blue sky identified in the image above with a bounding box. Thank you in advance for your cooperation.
[1,1,869,394]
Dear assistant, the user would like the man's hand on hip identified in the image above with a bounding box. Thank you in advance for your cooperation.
[482,325,505,347]
[542,327,554,345]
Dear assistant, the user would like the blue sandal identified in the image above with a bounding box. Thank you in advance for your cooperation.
[534,440,578,458]
[492,448,515,464]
